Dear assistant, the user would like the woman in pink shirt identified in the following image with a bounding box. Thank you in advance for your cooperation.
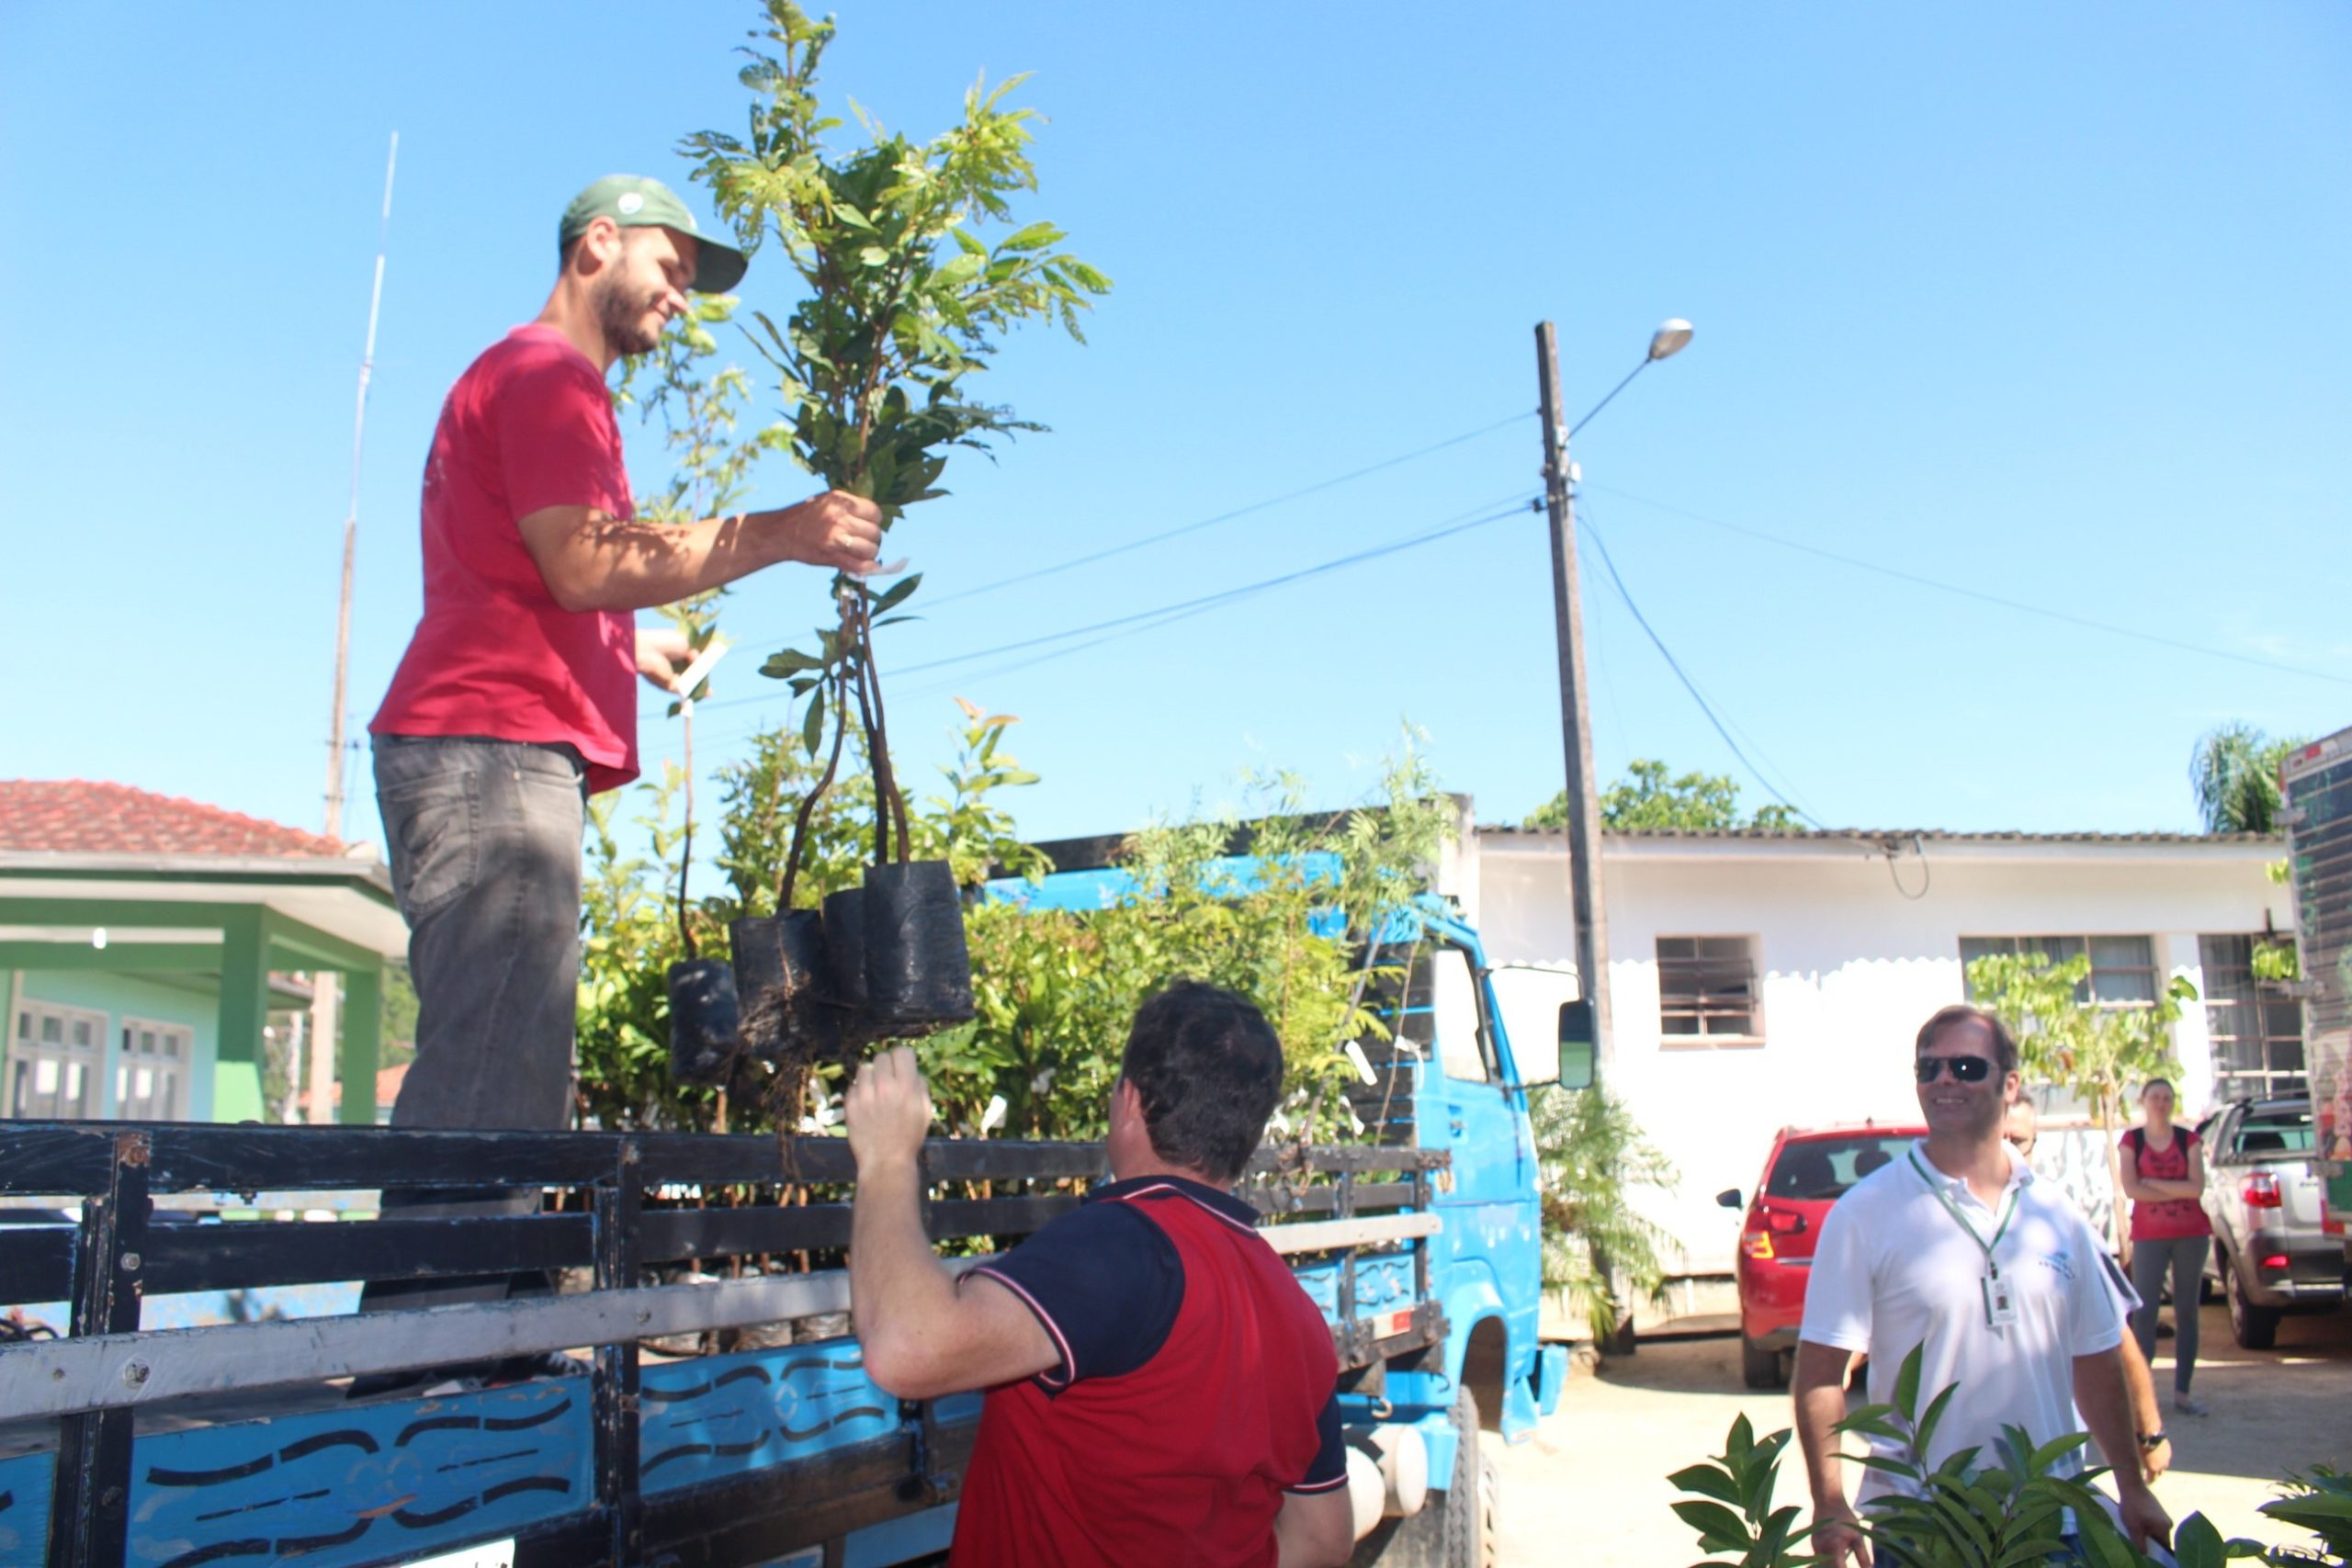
[2120,1077,2214,1416]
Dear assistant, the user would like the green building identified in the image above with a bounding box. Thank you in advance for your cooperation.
[1,781,405,1124]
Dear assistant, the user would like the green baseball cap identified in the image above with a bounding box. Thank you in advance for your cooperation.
[559,175,748,294]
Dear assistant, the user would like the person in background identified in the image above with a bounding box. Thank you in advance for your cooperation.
[2119,1078,2214,1417]
[2005,1099,2170,1483]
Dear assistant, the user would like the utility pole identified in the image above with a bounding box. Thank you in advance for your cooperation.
[1534,321,1615,1079]
[311,131,399,1124]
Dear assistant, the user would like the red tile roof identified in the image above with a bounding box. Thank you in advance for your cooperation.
[295,1061,409,1115]
[0,780,343,858]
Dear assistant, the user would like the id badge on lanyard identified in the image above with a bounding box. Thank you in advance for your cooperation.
[1911,1151,2022,1331]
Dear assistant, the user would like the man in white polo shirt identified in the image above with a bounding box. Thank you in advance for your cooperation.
[1792,1004,2171,1565]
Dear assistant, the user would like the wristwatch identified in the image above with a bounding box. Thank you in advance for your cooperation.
[2139,1432,2167,1450]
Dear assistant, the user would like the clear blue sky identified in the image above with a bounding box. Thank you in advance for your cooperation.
[5,2,2346,854]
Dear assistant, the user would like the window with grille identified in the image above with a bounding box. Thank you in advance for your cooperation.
[1657,936,1760,1041]
[2198,934,2304,1100]
[9,1001,106,1119]
[1959,935,2158,1009]
[116,1018,189,1121]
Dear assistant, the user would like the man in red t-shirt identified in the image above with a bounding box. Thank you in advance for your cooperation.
[356,175,878,1357]
[843,983,1354,1567]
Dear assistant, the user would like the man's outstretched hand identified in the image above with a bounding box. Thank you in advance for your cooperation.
[784,491,884,577]
[845,1046,933,1175]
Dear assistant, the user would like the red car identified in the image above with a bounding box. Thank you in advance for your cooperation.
[1719,1122,1928,1389]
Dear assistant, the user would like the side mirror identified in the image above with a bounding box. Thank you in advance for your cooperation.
[1555,1000,1596,1091]
[1716,1188,1744,1210]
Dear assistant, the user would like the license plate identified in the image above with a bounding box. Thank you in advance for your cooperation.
[402,1542,514,1568]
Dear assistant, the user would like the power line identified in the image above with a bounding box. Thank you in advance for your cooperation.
[661,412,1537,718]
[922,411,1533,610]
[1577,502,1824,828]
[891,495,1538,676]
[1587,480,2352,690]
[682,492,1539,747]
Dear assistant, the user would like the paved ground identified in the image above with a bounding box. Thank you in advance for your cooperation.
[1493,1303,2352,1565]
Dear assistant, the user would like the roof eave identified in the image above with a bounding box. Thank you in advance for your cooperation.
[0,851,395,899]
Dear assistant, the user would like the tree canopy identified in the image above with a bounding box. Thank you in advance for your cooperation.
[1526,759,1803,832]
[2189,721,2305,834]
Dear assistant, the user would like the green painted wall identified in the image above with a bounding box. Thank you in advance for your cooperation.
[11,970,224,1122]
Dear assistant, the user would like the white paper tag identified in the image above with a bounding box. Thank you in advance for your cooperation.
[403,1540,515,1568]
[1984,1273,2019,1328]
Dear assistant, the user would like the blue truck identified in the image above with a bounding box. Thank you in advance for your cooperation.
[0,890,1574,1567]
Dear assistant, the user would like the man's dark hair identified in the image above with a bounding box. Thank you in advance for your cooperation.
[1915,1002,2019,1074]
[1119,980,1287,1185]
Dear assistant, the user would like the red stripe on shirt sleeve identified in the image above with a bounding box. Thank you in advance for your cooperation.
[967,1264,1077,1386]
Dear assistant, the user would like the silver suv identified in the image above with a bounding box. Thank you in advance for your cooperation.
[2198,1097,2349,1348]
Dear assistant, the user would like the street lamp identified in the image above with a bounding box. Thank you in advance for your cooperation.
[1532,319,1694,1088]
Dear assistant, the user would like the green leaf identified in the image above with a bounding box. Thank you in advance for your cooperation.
[1894,1343,1924,1420]
[872,571,923,614]
[763,649,824,678]
[997,220,1063,252]
[1670,1500,1753,1552]
[1914,1381,1961,1461]
[801,689,826,757]
[2025,1432,2092,1474]
[1667,1465,1744,1506]
[2171,1513,2226,1568]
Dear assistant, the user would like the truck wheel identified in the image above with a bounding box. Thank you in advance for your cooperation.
[2225,1255,2280,1350]
[1741,1336,1787,1390]
[1440,1387,1487,1568]
[1477,1450,1501,1568]
[1352,1388,1486,1568]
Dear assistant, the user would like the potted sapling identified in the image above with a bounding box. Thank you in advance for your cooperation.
[684,0,1109,1050]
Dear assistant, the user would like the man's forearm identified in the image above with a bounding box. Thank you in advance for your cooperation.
[2118,1335,2160,1440]
[548,507,804,613]
[2074,1349,2151,1499]
[847,1154,961,1387]
[1792,1344,1854,1511]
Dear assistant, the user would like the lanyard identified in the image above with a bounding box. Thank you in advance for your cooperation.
[1909,1151,2020,1279]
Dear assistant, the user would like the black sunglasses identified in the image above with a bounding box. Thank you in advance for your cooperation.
[1916,1055,1996,1084]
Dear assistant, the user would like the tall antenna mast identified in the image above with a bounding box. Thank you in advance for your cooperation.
[309,131,397,1125]
[325,130,398,845]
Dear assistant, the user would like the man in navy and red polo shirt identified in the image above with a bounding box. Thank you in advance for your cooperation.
[845,981,1354,1567]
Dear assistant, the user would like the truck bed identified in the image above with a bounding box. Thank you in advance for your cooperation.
[0,1121,1445,1568]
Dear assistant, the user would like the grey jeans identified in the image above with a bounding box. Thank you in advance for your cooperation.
[2130,1234,2211,1393]
[365,735,587,1311]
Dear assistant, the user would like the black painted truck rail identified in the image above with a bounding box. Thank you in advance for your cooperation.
[0,1120,1448,1568]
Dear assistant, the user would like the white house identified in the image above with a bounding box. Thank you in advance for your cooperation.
[1463,825,2296,1276]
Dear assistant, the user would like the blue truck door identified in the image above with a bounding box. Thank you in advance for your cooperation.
[1426,940,1525,1205]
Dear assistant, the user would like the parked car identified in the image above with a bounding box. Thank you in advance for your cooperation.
[2198,1096,2349,1349]
[1719,1122,1928,1388]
